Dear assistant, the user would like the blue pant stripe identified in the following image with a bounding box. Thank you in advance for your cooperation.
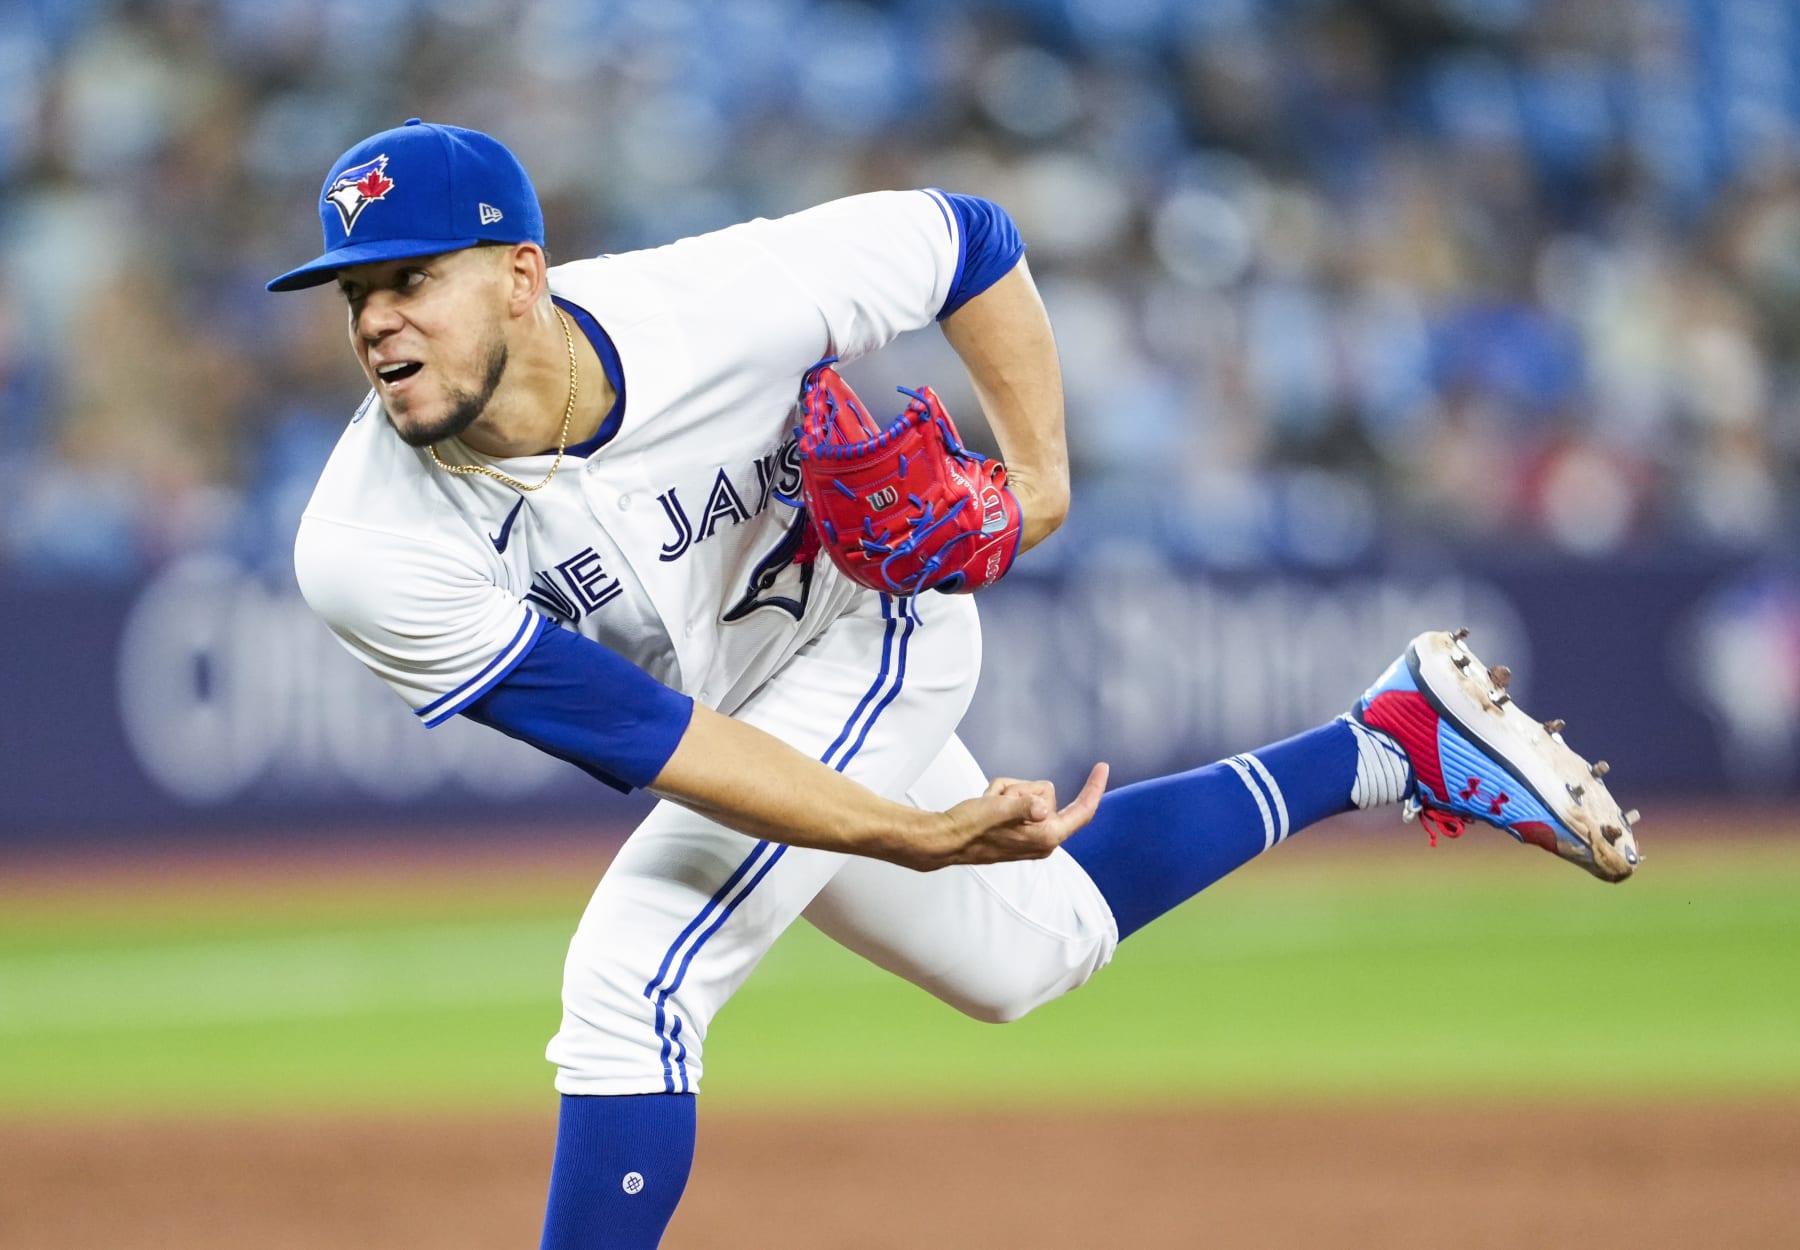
[644,596,912,1091]
[669,1015,688,1094]
[820,594,897,768]
[840,613,915,768]
[644,840,776,1091]
[659,843,793,1086]
[643,844,772,1004]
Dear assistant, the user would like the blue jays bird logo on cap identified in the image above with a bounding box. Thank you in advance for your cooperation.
[325,155,396,234]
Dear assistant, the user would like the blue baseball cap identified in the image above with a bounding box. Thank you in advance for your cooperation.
[266,118,545,292]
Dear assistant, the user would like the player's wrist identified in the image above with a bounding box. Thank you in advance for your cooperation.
[857,807,957,872]
[1005,471,1067,552]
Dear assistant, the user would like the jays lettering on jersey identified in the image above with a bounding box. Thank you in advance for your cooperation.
[294,189,1022,791]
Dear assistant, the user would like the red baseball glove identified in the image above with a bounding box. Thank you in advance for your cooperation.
[795,361,1022,596]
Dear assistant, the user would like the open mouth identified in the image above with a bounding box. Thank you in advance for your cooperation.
[377,361,423,385]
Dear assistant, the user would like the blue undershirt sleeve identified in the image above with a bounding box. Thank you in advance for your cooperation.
[930,192,1025,320]
[461,623,695,793]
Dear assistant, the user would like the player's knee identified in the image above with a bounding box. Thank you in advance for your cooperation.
[921,935,1113,1025]
[940,985,1055,1025]
[961,999,1037,1025]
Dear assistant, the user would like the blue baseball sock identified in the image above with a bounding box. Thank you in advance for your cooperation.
[1064,721,1361,941]
[540,1093,696,1250]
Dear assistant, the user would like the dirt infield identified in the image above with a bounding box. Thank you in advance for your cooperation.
[5,1102,1794,1249]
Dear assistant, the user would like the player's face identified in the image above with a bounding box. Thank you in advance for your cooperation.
[336,249,512,448]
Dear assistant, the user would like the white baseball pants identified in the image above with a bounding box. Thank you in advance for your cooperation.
[548,589,1119,1095]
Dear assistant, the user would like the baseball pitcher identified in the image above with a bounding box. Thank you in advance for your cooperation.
[268,120,1639,1248]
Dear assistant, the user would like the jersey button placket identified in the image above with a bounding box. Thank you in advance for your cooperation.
[585,458,695,695]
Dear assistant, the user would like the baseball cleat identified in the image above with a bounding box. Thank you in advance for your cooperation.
[1353,629,1641,883]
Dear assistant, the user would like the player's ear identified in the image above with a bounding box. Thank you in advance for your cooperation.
[499,241,548,317]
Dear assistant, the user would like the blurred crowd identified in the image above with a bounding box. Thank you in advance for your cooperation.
[1,0,1797,581]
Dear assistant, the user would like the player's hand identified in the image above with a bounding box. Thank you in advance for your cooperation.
[884,763,1110,872]
[981,774,1057,806]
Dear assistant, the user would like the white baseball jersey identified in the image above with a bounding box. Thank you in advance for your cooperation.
[294,189,1117,1097]
[296,190,970,727]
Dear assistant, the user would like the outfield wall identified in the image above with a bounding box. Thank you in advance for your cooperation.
[4,554,1797,841]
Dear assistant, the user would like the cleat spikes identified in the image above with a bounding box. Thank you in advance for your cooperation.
[1624,809,1640,826]
[1452,627,1470,641]
[1361,629,1641,884]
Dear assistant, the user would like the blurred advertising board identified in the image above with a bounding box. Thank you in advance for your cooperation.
[4,554,1796,842]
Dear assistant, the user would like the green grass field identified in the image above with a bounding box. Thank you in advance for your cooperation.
[2,834,1795,1114]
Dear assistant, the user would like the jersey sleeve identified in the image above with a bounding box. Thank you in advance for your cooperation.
[297,514,695,791]
[745,189,1021,363]
[931,192,1025,319]
[463,625,694,793]
[295,514,547,727]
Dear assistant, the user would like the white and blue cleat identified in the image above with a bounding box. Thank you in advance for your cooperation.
[1354,629,1641,883]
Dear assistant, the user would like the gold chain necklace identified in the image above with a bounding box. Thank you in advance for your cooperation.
[427,307,577,493]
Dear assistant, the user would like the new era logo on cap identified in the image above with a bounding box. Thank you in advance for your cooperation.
[478,203,504,226]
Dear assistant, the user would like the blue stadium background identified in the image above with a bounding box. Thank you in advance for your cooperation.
[2,0,1797,839]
